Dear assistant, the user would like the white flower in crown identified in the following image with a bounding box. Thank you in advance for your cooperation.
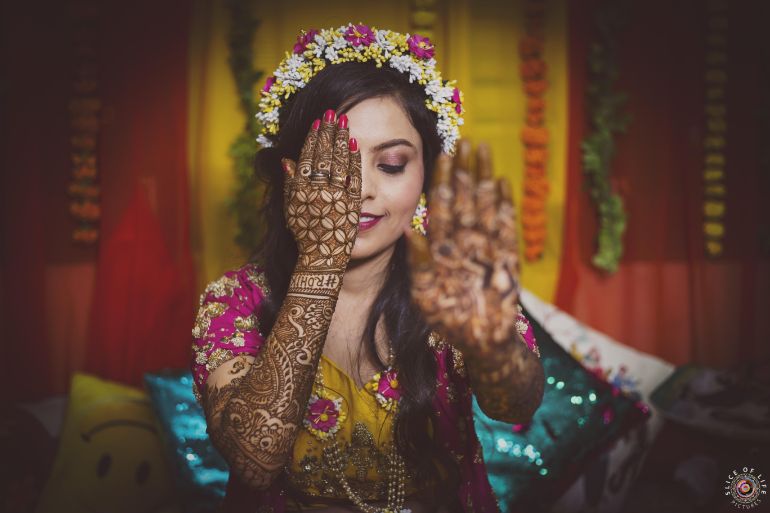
[256,23,465,155]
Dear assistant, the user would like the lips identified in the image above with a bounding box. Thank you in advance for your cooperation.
[359,212,383,231]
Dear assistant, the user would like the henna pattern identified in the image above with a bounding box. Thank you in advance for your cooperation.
[405,140,544,424]
[203,111,363,490]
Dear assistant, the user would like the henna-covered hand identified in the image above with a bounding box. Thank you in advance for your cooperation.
[284,111,362,276]
[203,110,363,490]
[404,139,544,423]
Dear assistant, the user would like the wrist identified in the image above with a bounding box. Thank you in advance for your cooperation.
[288,267,345,300]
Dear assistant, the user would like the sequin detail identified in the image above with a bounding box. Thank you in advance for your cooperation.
[287,421,395,501]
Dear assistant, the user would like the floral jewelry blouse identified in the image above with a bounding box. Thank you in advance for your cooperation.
[285,354,421,509]
[191,263,540,513]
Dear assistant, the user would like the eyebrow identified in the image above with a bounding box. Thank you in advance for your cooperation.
[371,138,416,152]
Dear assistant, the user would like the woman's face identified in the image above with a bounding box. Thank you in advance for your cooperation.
[343,96,424,261]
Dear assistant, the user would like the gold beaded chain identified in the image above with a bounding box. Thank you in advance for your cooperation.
[312,344,410,513]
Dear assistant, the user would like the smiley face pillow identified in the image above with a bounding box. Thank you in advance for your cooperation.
[35,373,180,513]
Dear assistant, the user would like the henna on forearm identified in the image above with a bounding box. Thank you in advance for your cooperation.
[204,282,338,489]
[202,110,362,490]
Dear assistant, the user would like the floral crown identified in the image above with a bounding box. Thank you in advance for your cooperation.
[256,23,465,154]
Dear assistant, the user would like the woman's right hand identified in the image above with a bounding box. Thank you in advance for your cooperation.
[281,109,362,275]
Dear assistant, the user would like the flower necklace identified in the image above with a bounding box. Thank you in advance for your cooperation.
[303,344,410,513]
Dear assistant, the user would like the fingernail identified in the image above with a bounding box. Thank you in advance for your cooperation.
[312,119,320,130]
[338,114,348,129]
[281,159,290,173]
[324,109,335,123]
[349,138,358,152]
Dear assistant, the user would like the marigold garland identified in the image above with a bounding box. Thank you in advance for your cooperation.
[703,0,728,257]
[581,0,631,273]
[519,0,550,262]
[68,4,101,245]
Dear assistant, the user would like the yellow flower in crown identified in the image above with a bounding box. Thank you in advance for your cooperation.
[256,23,465,155]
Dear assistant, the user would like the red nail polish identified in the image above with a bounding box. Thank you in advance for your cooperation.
[281,160,290,173]
[349,138,358,152]
[312,119,320,130]
[324,109,335,123]
[338,114,348,129]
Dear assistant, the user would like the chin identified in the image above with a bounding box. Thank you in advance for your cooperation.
[350,233,399,262]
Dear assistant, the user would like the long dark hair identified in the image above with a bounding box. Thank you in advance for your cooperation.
[252,60,460,502]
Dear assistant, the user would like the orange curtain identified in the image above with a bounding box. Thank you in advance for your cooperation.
[1,1,196,399]
[556,0,770,368]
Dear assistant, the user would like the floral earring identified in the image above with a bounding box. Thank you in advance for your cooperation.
[411,193,428,236]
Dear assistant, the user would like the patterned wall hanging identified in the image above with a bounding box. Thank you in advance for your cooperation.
[226,0,265,253]
[68,2,101,245]
[702,0,728,258]
[519,0,550,262]
[581,0,631,273]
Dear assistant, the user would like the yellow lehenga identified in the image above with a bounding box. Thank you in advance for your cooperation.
[285,354,421,510]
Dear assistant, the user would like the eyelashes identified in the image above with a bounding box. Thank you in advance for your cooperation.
[378,163,406,174]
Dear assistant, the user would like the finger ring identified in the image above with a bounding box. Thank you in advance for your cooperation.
[310,169,327,181]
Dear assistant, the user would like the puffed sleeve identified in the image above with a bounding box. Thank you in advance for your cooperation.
[190,263,271,402]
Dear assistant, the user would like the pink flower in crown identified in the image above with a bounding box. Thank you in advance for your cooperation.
[306,396,341,432]
[293,29,319,54]
[344,24,375,47]
[452,87,463,114]
[407,34,435,60]
[262,76,275,93]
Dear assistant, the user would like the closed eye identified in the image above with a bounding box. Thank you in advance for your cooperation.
[378,164,406,174]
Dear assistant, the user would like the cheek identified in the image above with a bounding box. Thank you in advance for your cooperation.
[386,175,423,221]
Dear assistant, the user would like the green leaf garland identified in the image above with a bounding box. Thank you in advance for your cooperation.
[581,0,631,273]
[225,0,265,253]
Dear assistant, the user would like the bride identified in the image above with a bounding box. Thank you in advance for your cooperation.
[191,23,544,513]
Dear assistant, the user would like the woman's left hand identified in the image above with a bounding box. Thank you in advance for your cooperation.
[404,139,521,355]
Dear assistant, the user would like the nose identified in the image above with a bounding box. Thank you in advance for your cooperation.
[359,158,377,201]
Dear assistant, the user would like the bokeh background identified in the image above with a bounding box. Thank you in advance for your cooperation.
[2,1,770,512]
[3,0,767,399]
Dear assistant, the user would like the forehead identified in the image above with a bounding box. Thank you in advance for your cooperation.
[344,97,420,148]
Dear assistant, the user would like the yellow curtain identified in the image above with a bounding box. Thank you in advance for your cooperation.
[188,0,568,302]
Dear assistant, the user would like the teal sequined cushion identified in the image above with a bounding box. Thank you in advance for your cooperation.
[473,306,649,512]
[144,370,229,513]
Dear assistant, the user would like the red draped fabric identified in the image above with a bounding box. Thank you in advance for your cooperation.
[84,1,194,386]
[1,2,71,399]
[557,0,770,368]
[1,1,194,399]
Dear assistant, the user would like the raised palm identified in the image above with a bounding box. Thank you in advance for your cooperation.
[282,111,362,273]
[405,140,521,353]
